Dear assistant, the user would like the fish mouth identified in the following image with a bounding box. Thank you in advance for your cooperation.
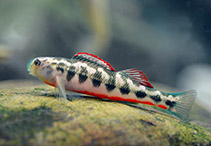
[27,59,34,75]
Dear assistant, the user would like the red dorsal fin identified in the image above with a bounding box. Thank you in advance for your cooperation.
[73,52,115,71]
[122,69,154,88]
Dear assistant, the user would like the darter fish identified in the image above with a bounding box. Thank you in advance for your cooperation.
[27,52,196,121]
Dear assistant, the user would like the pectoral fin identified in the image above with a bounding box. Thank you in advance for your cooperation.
[55,76,68,102]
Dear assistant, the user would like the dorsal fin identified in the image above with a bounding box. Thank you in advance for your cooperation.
[73,52,115,71]
[122,69,154,88]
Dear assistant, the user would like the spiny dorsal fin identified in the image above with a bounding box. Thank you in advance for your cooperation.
[122,69,154,88]
[73,52,115,71]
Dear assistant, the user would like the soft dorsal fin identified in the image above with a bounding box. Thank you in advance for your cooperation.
[122,69,154,88]
[73,52,115,71]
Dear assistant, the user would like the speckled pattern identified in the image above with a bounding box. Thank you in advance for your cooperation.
[27,53,197,121]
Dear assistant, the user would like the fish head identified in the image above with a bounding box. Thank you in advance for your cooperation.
[27,57,56,85]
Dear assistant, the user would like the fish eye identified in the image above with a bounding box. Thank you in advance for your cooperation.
[34,59,41,66]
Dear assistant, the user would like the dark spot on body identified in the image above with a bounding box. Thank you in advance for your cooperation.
[51,62,57,65]
[116,73,130,94]
[135,91,146,98]
[66,66,76,81]
[119,83,130,94]
[165,100,176,107]
[165,100,171,105]
[91,70,102,87]
[105,77,116,91]
[105,84,116,91]
[78,66,88,83]
[120,87,130,94]
[150,95,162,102]
[56,67,64,73]
[67,71,75,81]
[79,74,88,83]
[92,79,101,87]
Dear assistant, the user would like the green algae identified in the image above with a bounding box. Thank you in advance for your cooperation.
[33,88,46,91]
[0,86,210,146]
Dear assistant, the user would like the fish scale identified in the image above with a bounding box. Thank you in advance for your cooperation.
[27,52,196,121]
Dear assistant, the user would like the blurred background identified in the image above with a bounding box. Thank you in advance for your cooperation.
[0,0,211,115]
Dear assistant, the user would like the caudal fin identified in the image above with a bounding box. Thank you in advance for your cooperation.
[171,90,197,122]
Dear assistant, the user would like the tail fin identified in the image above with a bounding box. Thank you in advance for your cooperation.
[170,90,197,122]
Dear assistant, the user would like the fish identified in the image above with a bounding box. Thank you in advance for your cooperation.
[27,52,196,121]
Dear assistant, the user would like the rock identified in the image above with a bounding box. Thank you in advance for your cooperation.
[0,84,210,146]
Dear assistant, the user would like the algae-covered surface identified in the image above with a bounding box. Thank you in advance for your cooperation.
[0,83,211,146]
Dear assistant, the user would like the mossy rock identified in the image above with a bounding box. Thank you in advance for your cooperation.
[0,85,210,146]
